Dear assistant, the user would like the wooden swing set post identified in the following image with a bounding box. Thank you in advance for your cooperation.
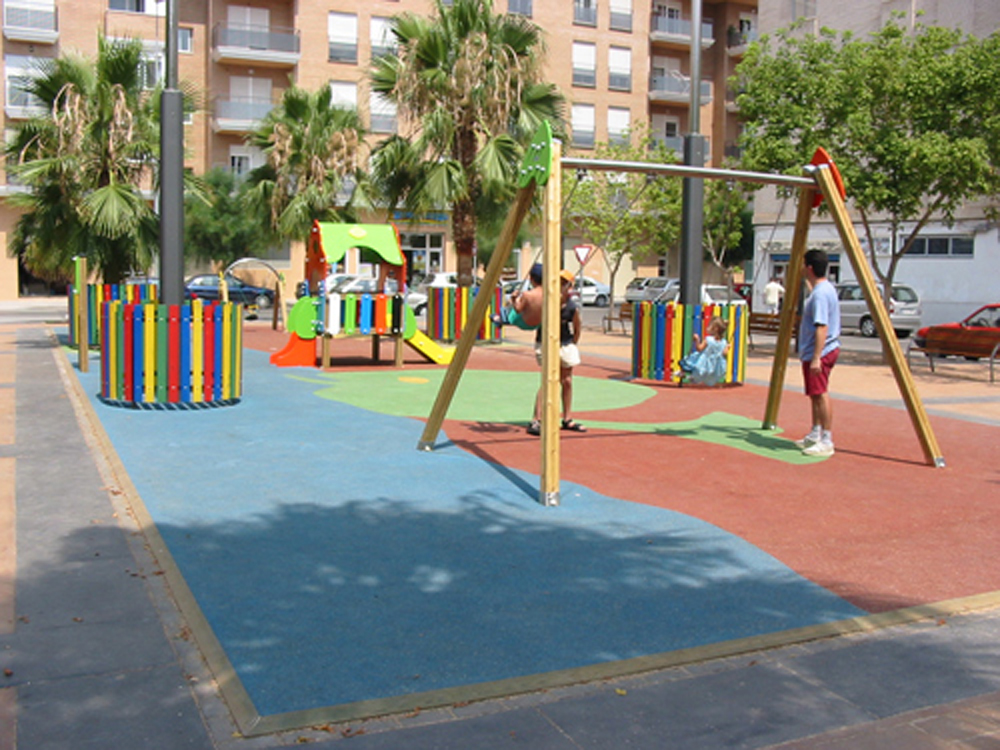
[539,139,563,506]
[812,164,945,467]
[761,185,814,429]
[416,182,538,452]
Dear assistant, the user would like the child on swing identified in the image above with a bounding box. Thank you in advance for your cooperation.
[493,264,544,331]
[678,316,729,386]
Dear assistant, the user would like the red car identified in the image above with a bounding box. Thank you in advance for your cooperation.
[913,304,1000,359]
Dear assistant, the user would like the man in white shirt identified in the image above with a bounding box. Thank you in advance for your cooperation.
[763,277,784,314]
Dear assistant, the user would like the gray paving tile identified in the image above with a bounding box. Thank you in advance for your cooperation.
[784,634,1000,720]
[305,707,579,749]
[0,603,176,684]
[15,665,212,750]
[538,663,874,750]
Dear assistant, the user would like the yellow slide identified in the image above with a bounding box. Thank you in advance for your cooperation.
[405,329,454,365]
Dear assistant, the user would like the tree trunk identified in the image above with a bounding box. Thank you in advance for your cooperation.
[452,197,476,287]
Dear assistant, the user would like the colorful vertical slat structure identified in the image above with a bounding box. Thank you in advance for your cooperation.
[425,286,502,342]
[631,302,748,385]
[68,282,158,347]
[99,300,242,407]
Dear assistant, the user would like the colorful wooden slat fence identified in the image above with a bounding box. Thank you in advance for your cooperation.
[68,282,158,347]
[631,301,748,385]
[323,293,407,337]
[99,300,242,406]
[425,286,502,342]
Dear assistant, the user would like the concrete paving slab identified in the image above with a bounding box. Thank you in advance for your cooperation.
[14,667,212,750]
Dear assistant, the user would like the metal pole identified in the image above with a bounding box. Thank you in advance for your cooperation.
[679,0,705,305]
[159,0,184,306]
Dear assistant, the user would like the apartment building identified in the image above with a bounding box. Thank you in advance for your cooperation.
[751,0,1000,324]
[0,0,755,301]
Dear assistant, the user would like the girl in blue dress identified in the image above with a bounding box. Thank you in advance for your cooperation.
[678,316,729,386]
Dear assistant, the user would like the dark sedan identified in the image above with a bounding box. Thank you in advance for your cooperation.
[185,274,274,309]
[913,304,1000,359]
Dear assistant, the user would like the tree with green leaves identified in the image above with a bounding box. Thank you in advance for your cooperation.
[370,0,565,287]
[5,36,166,284]
[703,177,752,290]
[561,126,682,308]
[184,167,272,268]
[735,19,1000,299]
[244,83,365,243]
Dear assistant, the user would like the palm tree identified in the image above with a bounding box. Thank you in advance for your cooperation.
[244,83,365,243]
[371,0,564,286]
[5,36,163,284]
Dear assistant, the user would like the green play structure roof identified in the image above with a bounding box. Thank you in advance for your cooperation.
[317,223,404,267]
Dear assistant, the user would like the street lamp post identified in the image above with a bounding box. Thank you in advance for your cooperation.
[159,0,185,305]
[679,0,705,305]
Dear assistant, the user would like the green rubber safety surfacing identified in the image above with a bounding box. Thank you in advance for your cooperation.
[288,370,825,463]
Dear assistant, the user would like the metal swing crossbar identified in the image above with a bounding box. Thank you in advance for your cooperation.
[417,124,944,508]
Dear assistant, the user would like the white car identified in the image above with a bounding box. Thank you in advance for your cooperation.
[651,284,749,306]
[328,275,428,315]
[573,276,612,307]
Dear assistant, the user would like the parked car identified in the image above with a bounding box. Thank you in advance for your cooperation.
[414,272,459,293]
[328,275,428,315]
[652,284,749,306]
[185,274,274,308]
[573,276,612,307]
[913,304,1000,359]
[625,277,679,303]
[837,283,922,338]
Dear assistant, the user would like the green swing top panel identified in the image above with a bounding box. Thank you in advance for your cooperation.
[316,223,405,267]
[517,120,553,188]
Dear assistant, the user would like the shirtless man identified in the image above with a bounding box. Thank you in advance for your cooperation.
[495,263,543,330]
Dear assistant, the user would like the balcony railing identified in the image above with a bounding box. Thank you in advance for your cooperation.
[214,97,274,132]
[4,85,44,119]
[328,42,358,64]
[572,68,596,88]
[649,74,711,102]
[3,1,58,44]
[508,0,532,16]
[608,71,631,91]
[653,135,684,154]
[213,23,300,66]
[370,113,397,133]
[609,10,632,32]
[651,16,713,42]
[727,27,758,48]
[572,129,595,149]
[574,4,597,26]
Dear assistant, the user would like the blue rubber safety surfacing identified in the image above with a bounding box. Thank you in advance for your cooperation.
[73,349,863,717]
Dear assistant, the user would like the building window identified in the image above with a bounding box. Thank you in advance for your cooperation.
[369,91,396,133]
[607,107,630,146]
[609,0,632,32]
[401,232,445,279]
[791,0,816,21]
[508,0,532,16]
[328,12,358,64]
[329,81,358,109]
[139,53,164,89]
[110,0,144,12]
[608,46,631,91]
[571,103,595,149]
[178,27,193,53]
[573,0,597,27]
[904,235,975,258]
[572,42,596,88]
[370,17,394,59]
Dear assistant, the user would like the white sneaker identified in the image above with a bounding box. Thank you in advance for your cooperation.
[795,432,821,449]
[802,441,835,457]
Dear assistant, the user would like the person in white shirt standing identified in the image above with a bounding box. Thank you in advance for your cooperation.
[763,276,785,314]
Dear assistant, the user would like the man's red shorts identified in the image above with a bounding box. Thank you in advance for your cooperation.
[802,348,839,396]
